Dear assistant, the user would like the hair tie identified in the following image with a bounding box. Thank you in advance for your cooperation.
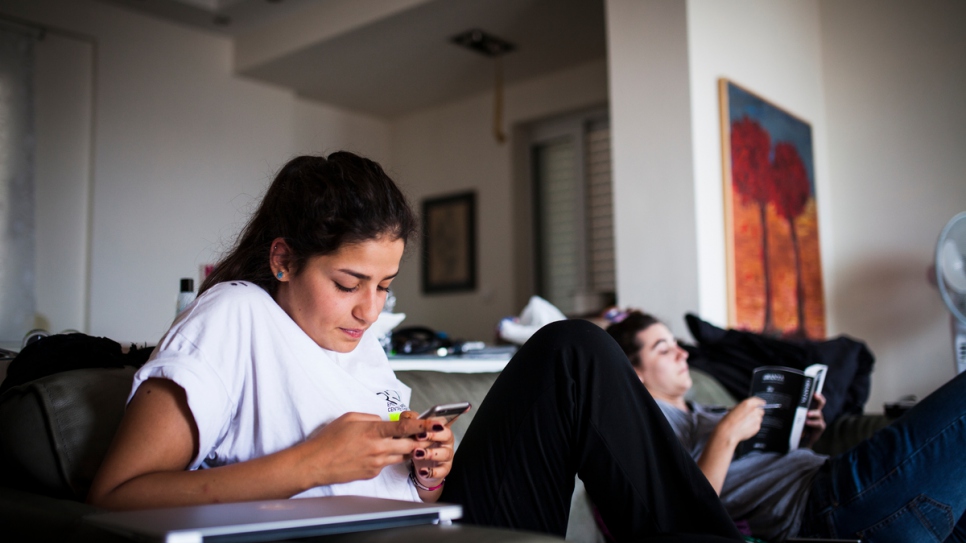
[409,466,444,492]
[604,307,630,324]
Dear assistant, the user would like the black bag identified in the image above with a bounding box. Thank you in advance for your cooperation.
[0,334,153,395]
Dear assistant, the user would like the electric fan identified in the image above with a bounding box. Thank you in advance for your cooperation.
[936,211,966,373]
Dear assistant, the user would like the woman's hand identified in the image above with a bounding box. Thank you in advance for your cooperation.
[297,412,431,486]
[399,410,455,502]
[717,396,766,444]
[800,392,827,449]
[697,396,765,495]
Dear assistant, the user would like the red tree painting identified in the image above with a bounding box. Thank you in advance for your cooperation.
[720,79,825,339]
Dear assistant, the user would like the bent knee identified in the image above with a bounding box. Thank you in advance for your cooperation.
[530,319,613,350]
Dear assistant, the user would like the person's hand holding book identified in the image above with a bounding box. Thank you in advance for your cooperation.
[800,392,827,449]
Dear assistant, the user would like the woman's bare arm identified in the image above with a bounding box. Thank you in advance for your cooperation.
[87,378,431,510]
[695,397,765,495]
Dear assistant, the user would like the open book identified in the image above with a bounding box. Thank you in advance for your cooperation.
[736,363,828,457]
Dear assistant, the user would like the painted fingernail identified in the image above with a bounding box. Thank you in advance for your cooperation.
[432,424,444,432]
[419,468,429,478]
[417,432,428,440]
[414,449,426,459]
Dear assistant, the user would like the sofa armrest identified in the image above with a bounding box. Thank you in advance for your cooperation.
[0,366,136,500]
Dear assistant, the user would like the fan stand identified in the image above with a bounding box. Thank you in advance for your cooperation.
[953,316,966,374]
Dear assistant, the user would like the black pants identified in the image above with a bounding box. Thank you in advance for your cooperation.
[441,320,741,542]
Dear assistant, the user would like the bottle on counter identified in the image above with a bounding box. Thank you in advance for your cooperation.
[176,278,196,316]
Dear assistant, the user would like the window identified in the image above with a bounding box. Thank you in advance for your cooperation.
[0,26,37,340]
[529,111,614,316]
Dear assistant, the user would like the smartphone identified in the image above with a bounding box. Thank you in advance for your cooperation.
[418,402,471,424]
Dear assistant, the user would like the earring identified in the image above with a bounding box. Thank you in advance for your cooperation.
[276,271,284,279]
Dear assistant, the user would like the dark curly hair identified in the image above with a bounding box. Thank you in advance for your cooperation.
[605,311,661,369]
[199,152,417,296]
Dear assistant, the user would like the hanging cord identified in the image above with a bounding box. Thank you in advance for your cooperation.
[493,56,506,144]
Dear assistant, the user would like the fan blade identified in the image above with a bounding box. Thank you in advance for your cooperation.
[941,239,966,293]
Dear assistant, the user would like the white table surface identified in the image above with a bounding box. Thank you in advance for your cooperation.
[0,343,515,375]
[388,353,514,373]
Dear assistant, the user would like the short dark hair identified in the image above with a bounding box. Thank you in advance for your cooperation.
[605,311,661,368]
[200,152,417,296]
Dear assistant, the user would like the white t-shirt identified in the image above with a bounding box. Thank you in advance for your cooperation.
[131,280,419,501]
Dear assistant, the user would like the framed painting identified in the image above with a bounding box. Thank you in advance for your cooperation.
[421,191,476,293]
[719,79,826,339]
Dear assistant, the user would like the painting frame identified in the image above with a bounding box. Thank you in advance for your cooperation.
[719,78,826,339]
[421,191,477,294]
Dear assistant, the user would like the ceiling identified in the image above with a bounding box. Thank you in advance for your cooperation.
[99,0,321,34]
[97,0,608,118]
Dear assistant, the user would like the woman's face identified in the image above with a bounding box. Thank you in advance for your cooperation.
[273,236,405,353]
[634,323,692,402]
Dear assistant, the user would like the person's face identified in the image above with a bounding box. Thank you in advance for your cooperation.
[273,236,404,353]
[634,323,692,402]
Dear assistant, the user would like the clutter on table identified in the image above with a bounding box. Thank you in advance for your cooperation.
[497,295,566,345]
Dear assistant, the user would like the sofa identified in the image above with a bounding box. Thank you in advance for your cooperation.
[0,356,891,542]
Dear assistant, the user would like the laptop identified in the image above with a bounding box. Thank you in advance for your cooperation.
[84,495,462,543]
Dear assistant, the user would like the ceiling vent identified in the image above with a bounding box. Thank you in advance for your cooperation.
[450,28,515,57]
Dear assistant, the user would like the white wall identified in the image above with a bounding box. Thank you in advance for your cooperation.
[34,33,93,334]
[686,0,831,335]
[4,0,391,343]
[819,0,966,410]
[291,99,390,164]
[605,0,700,337]
[389,59,609,341]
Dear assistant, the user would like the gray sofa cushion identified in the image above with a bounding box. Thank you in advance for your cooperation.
[686,368,738,407]
[0,366,136,500]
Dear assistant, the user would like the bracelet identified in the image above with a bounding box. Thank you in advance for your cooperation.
[410,467,445,492]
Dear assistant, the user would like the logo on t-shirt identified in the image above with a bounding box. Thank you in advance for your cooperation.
[377,389,409,420]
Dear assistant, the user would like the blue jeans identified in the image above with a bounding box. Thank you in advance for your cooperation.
[798,369,966,542]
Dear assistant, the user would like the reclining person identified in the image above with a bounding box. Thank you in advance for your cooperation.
[606,311,966,543]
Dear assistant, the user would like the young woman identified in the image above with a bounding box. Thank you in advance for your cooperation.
[88,153,742,542]
[607,311,966,543]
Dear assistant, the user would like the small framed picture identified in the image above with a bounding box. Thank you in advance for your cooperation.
[422,191,476,293]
